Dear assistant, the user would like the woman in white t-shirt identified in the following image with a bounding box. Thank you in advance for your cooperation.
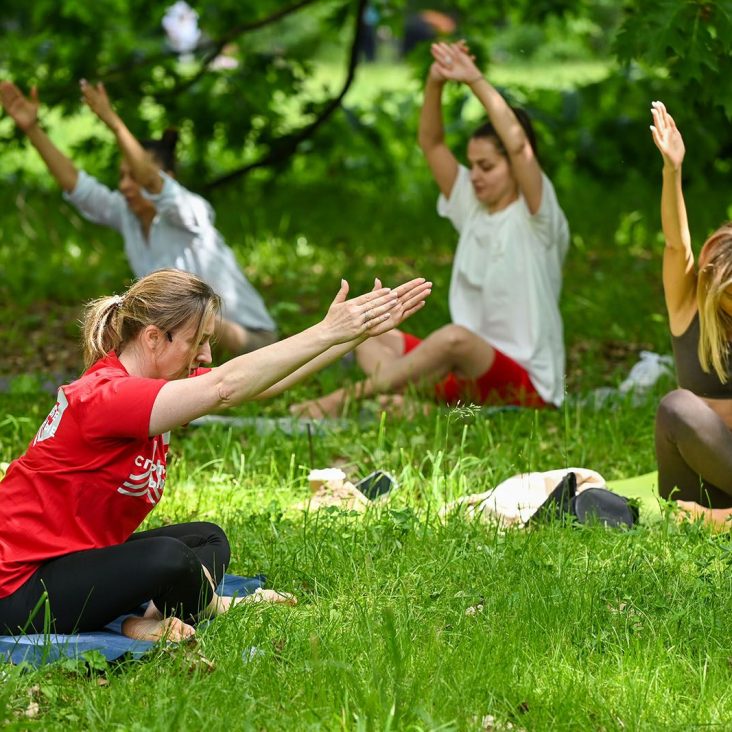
[0,79,276,354]
[293,41,569,418]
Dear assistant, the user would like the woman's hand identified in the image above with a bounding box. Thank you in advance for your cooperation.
[650,101,685,171]
[366,277,432,337]
[321,280,399,345]
[430,41,482,85]
[428,61,448,84]
[80,79,119,130]
[0,82,39,133]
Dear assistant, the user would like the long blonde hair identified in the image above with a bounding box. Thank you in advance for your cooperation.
[81,269,221,369]
[697,224,732,382]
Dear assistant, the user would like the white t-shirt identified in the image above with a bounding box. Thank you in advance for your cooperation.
[64,170,276,332]
[438,165,569,406]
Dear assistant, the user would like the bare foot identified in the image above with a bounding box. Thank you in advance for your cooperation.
[121,615,196,642]
[290,395,340,419]
[676,500,732,530]
[207,588,298,615]
[237,588,297,606]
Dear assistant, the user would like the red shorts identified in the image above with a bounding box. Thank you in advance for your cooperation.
[402,332,547,408]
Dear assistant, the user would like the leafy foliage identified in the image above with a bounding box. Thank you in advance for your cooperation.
[3,1,732,191]
[615,0,732,115]
[0,0,367,186]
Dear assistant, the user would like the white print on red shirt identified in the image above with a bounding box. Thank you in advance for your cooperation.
[33,388,69,445]
[116,432,170,505]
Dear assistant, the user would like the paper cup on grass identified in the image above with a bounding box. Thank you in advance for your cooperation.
[308,467,346,493]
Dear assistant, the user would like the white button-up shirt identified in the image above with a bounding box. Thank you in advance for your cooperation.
[64,170,276,332]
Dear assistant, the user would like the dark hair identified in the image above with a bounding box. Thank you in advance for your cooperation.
[141,128,179,173]
[471,107,539,162]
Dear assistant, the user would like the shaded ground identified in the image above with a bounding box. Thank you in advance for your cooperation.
[2,301,84,382]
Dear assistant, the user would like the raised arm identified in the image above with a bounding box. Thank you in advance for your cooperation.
[0,82,78,192]
[649,101,696,334]
[80,80,163,194]
[432,42,543,214]
[418,61,459,198]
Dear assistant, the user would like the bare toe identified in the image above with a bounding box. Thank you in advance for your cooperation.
[290,399,329,419]
[239,588,298,606]
[122,615,196,642]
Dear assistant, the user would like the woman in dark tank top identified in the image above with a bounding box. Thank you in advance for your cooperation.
[671,313,732,398]
[651,101,732,529]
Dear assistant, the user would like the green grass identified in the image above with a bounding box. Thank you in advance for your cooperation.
[1,393,732,729]
[2,386,728,730]
[2,58,732,729]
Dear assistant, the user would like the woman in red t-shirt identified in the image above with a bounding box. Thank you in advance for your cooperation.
[0,268,431,641]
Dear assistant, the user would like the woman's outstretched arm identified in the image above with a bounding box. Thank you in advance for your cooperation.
[418,59,459,198]
[649,100,696,332]
[253,277,432,400]
[431,42,543,214]
[80,79,163,194]
[148,280,415,434]
[0,82,78,192]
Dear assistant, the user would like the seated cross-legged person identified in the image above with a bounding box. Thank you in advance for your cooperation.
[650,101,732,529]
[0,79,276,354]
[0,269,431,640]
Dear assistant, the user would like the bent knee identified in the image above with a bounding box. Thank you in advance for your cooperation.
[194,521,228,543]
[655,388,713,441]
[193,521,231,566]
[656,389,702,425]
[151,538,200,580]
[430,324,477,353]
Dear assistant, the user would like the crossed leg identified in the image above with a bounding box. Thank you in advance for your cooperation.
[125,523,295,640]
[0,522,296,642]
[216,317,278,355]
[655,389,732,529]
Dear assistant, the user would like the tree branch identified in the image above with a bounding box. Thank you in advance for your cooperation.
[29,0,326,120]
[100,0,323,84]
[204,0,368,191]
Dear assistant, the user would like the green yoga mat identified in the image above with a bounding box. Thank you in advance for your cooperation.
[607,471,662,519]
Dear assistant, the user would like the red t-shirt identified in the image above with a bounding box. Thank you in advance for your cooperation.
[0,352,170,598]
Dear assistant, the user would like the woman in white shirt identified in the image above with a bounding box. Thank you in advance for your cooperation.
[0,80,276,354]
[293,41,569,418]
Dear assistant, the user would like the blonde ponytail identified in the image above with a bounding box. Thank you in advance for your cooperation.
[82,295,125,367]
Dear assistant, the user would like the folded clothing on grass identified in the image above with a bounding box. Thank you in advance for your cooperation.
[0,574,265,666]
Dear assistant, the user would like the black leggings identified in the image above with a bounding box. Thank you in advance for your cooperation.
[655,389,732,507]
[0,522,230,635]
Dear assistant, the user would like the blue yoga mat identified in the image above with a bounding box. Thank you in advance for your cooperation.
[0,573,265,666]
